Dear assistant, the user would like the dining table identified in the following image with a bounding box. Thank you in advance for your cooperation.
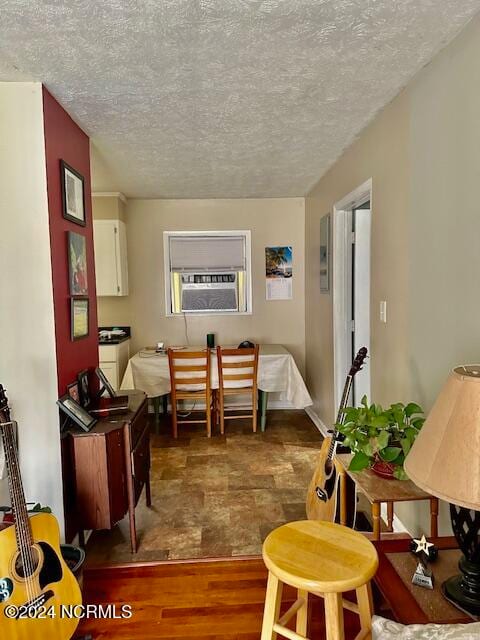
[120,344,312,431]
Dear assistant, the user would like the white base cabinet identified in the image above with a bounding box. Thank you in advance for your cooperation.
[99,340,130,392]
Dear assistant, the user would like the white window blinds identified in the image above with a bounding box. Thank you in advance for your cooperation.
[169,235,246,271]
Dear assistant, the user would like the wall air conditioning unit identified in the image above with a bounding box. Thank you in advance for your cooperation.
[180,273,238,313]
[165,232,251,315]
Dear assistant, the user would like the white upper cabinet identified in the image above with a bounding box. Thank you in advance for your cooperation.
[93,219,129,296]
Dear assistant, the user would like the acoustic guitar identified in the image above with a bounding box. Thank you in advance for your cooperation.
[0,385,82,639]
[306,347,368,523]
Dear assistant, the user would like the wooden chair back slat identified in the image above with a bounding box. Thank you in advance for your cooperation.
[173,376,208,385]
[223,373,255,382]
[170,350,208,359]
[174,364,208,372]
[219,348,256,357]
[219,360,255,369]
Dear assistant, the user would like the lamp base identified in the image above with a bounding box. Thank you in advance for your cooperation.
[442,555,480,617]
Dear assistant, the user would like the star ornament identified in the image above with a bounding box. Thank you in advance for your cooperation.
[413,535,435,558]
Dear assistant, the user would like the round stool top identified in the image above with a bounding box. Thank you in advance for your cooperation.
[262,521,378,593]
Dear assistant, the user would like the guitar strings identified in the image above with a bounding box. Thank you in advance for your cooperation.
[2,421,35,603]
[1,421,32,604]
[3,421,37,602]
[10,421,39,600]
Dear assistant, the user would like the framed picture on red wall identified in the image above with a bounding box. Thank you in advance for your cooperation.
[71,297,89,341]
[68,231,88,295]
[61,160,85,226]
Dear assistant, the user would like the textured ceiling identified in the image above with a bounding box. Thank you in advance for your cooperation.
[0,1,479,198]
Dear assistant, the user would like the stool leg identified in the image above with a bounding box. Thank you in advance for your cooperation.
[356,582,374,640]
[296,589,308,636]
[261,572,283,640]
[324,592,345,640]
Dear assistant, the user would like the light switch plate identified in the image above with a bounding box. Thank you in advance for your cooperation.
[380,301,387,323]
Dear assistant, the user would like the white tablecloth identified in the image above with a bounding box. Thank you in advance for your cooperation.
[120,344,312,409]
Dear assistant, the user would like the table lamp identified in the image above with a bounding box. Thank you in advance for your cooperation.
[404,365,480,616]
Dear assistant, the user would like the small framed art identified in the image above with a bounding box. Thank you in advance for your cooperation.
[68,231,88,295]
[71,297,89,340]
[66,381,80,404]
[61,160,86,226]
[57,395,96,432]
[320,213,330,293]
[77,369,90,407]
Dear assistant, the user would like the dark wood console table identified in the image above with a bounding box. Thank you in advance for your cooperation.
[69,391,150,553]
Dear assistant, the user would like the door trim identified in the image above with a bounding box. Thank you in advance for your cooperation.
[333,178,372,411]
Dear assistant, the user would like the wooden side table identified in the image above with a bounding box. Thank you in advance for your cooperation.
[373,536,472,624]
[335,453,439,540]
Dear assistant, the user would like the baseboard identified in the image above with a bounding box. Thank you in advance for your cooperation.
[304,406,330,437]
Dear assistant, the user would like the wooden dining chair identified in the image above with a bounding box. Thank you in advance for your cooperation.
[216,344,259,434]
[167,348,213,439]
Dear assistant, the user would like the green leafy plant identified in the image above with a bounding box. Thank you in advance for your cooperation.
[28,502,52,513]
[336,397,425,480]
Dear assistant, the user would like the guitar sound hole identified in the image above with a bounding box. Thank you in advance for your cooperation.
[14,547,40,579]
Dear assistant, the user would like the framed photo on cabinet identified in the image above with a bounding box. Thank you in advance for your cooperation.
[57,395,96,432]
[61,160,86,226]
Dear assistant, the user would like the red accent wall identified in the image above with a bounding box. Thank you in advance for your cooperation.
[42,87,99,395]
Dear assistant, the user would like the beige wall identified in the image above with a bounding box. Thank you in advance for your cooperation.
[305,15,480,535]
[305,91,411,425]
[97,198,306,374]
[92,194,127,222]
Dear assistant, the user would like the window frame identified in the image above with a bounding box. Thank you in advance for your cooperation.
[163,230,252,317]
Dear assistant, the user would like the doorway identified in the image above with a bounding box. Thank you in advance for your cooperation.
[333,179,372,411]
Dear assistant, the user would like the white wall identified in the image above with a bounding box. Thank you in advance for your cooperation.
[0,83,63,525]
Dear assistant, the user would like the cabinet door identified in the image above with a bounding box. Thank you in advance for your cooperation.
[131,425,150,506]
[117,340,130,387]
[99,361,119,392]
[94,220,119,295]
[116,221,129,295]
[106,428,127,526]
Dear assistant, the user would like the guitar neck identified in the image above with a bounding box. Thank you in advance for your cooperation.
[327,374,354,462]
[1,420,33,549]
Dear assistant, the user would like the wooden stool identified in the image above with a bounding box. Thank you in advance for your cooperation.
[261,521,378,640]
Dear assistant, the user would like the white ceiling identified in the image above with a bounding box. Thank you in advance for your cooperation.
[0,1,479,198]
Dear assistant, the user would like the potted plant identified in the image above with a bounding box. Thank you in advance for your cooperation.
[336,397,425,480]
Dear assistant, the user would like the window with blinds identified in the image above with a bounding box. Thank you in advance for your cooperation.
[163,231,252,315]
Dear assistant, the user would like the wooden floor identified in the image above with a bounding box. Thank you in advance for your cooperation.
[77,558,362,639]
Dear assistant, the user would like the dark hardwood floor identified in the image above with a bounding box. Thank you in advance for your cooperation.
[77,558,362,639]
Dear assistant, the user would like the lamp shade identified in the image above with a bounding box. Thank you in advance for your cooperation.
[404,365,480,510]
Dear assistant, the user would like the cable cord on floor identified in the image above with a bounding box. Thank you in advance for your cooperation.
[177,401,196,418]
